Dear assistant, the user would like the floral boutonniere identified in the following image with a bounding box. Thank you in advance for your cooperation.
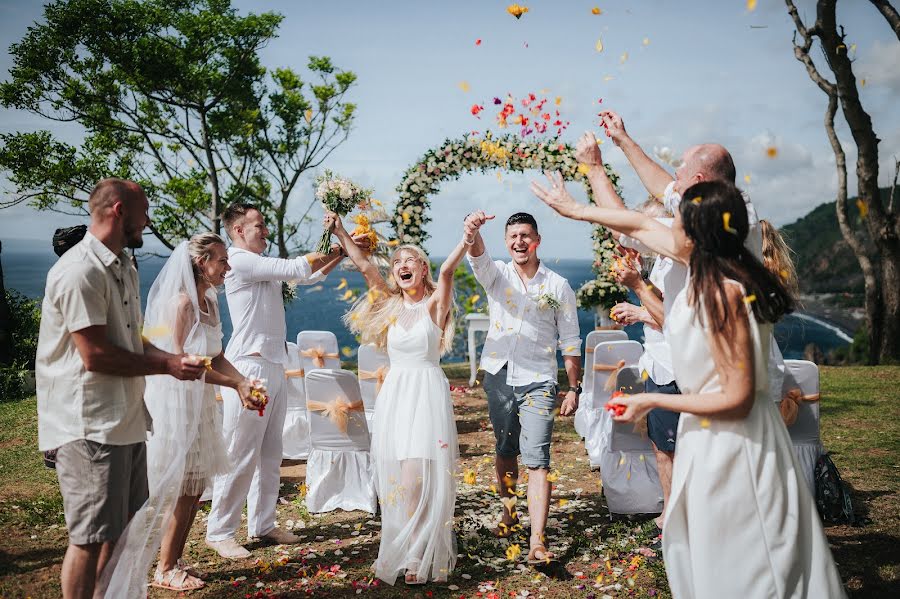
[536,293,561,311]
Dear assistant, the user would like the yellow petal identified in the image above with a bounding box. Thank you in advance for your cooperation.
[766,146,778,158]
[591,7,602,15]
[337,278,348,290]
[744,174,752,184]
[642,37,650,46]
[304,109,313,124]
[747,0,757,11]
[595,38,604,52]
[856,198,869,218]
[700,418,711,428]
[457,80,471,92]
[620,52,628,64]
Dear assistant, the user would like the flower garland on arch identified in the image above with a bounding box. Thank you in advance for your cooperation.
[391,133,628,310]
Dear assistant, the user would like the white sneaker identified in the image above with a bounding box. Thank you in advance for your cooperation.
[205,538,251,559]
[256,527,301,544]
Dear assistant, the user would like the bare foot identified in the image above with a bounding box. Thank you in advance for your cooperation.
[654,515,664,529]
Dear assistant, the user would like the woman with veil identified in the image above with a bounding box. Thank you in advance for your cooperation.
[99,233,265,595]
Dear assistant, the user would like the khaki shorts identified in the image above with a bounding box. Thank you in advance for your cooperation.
[55,440,148,545]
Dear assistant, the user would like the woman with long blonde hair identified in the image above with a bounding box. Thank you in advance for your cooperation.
[328,211,467,586]
[760,220,800,301]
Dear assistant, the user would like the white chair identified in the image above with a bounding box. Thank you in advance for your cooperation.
[583,340,643,470]
[575,330,629,438]
[357,344,390,432]
[296,330,341,373]
[781,359,823,495]
[282,342,311,460]
[599,367,664,515]
[304,368,377,514]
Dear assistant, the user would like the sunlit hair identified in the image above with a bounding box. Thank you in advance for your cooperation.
[221,203,257,239]
[188,232,225,281]
[637,197,671,219]
[679,181,794,334]
[759,220,800,302]
[342,244,456,355]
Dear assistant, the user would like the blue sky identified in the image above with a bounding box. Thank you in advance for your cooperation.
[1,0,898,259]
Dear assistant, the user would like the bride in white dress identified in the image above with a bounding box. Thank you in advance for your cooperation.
[533,175,845,598]
[327,212,468,585]
[98,234,265,596]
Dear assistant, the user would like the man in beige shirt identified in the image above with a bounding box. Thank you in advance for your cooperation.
[37,178,207,599]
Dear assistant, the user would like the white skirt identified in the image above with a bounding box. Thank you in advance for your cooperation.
[147,384,230,497]
[371,365,458,585]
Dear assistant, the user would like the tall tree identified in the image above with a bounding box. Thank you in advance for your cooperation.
[786,0,900,364]
[0,0,357,256]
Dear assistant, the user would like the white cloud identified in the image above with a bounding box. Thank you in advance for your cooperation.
[858,39,900,93]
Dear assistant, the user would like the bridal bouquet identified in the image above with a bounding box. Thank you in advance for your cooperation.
[315,170,373,253]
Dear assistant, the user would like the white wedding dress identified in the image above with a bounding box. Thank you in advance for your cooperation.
[146,300,230,496]
[662,280,845,598]
[372,299,458,585]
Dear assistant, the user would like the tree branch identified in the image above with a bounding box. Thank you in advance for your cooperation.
[869,0,900,41]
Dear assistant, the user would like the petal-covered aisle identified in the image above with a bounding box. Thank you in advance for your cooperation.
[174,371,669,598]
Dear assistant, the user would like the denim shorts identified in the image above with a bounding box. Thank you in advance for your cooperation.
[483,367,558,469]
[645,376,681,452]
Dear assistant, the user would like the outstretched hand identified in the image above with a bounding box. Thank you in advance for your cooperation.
[598,110,627,145]
[575,131,603,167]
[611,393,655,423]
[529,171,583,220]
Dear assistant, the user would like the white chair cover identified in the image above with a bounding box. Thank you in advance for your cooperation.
[574,330,629,438]
[304,368,377,514]
[357,343,390,433]
[600,367,664,515]
[781,359,823,495]
[583,340,643,469]
[296,330,342,372]
[282,342,311,460]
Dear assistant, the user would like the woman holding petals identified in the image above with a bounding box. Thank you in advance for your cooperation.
[329,211,467,586]
[100,233,265,595]
[532,174,846,598]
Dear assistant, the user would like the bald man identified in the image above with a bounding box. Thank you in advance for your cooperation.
[37,178,207,598]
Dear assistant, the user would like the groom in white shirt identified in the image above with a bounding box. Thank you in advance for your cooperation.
[205,203,349,558]
[464,211,581,565]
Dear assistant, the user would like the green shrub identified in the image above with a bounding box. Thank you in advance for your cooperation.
[1,289,40,402]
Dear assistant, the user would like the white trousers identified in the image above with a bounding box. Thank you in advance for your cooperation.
[206,356,286,541]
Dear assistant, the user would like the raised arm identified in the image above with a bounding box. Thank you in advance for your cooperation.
[463,210,503,289]
[430,234,469,328]
[530,171,689,264]
[600,110,674,199]
[326,212,388,293]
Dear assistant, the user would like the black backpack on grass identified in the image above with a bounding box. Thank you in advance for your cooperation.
[814,452,856,525]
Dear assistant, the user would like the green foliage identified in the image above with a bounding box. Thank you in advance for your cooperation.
[780,187,891,295]
[0,0,358,256]
[0,289,41,403]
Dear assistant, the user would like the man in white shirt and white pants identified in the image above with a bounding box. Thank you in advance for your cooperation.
[464,211,581,566]
[206,203,348,558]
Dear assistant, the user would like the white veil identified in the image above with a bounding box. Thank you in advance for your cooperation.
[98,241,208,597]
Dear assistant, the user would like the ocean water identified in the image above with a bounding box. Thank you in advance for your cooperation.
[1,239,851,361]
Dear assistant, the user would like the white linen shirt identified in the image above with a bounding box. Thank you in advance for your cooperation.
[468,251,580,386]
[36,233,148,450]
[223,247,322,365]
[620,218,686,386]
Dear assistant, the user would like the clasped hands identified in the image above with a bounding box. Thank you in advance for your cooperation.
[323,212,374,253]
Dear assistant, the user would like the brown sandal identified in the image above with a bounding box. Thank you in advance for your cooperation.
[151,567,206,591]
[526,545,557,566]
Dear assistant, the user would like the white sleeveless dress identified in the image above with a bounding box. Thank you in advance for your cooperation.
[147,306,230,496]
[662,280,845,598]
[371,299,459,585]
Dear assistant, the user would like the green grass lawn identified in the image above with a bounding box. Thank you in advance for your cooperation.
[0,366,897,597]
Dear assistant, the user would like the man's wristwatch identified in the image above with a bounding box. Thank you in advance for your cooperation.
[566,385,583,396]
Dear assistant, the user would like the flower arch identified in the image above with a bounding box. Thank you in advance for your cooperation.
[391,133,628,310]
